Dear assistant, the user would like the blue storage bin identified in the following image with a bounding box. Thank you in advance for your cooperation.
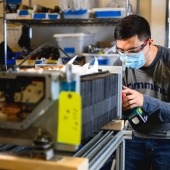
[92,58,109,65]
[18,10,30,16]
[7,52,23,65]
[62,10,89,19]
[92,8,126,18]
[7,0,21,3]
[32,13,46,19]
[7,0,22,11]
[32,13,60,19]
[95,11,122,18]
[48,13,60,19]
[64,48,75,54]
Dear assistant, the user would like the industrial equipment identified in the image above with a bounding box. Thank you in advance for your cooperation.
[0,63,133,170]
[0,65,122,160]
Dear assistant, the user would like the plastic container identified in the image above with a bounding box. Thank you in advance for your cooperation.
[32,13,60,19]
[82,53,119,65]
[92,58,109,65]
[62,10,89,19]
[47,13,60,19]
[6,0,21,10]
[53,33,95,57]
[96,0,115,7]
[96,0,127,8]
[92,8,126,18]
[6,13,17,19]
[17,10,32,19]
[17,10,30,16]
[7,52,23,65]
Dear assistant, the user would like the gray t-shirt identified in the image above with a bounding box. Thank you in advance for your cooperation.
[114,45,170,139]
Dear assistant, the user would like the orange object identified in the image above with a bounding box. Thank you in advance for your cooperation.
[122,92,126,100]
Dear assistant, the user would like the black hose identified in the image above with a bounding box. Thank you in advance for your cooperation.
[15,42,82,69]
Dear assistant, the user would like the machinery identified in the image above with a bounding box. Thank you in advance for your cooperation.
[0,64,124,163]
[0,67,121,143]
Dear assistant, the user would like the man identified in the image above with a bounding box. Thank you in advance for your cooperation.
[113,14,170,170]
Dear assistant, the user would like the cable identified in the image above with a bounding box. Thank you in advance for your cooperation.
[15,42,82,69]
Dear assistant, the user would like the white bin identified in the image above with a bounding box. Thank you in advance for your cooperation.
[53,33,95,57]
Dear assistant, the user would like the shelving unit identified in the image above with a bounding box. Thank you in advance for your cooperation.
[1,0,133,69]
[6,18,122,25]
[2,0,7,68]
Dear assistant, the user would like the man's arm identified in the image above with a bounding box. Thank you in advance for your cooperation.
[142,95,170,123]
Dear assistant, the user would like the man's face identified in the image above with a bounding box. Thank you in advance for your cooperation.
[116,35,149,56]
[116,35,153,69]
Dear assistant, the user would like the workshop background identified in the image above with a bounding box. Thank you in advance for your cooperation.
[0,0,167,50]
[0,0,168,169]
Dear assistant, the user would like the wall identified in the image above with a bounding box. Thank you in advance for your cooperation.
[22,0,59,8]
[132,0,166,46]
[150,0,166,46]
[129,0,166,46]
[138,0,151,23]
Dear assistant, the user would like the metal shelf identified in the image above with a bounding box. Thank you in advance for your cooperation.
[6,18,121,26]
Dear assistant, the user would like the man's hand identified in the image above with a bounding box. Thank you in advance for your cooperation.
[122,86,144,110]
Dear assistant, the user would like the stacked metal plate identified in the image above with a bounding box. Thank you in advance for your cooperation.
[81,72,118,139]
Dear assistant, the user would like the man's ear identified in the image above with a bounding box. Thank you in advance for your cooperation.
[148,38,153,45]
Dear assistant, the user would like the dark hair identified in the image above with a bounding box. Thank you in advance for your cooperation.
[114,15,151,41]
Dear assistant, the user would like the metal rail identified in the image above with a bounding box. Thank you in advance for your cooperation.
[74,130,132,170]
[6,18,121,26]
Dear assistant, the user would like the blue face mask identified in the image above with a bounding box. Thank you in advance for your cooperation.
[119,51,147,69]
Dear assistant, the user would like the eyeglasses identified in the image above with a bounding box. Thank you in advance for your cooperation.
[116,39,149,55]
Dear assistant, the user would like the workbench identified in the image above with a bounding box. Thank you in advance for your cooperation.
[0,129,132,170]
